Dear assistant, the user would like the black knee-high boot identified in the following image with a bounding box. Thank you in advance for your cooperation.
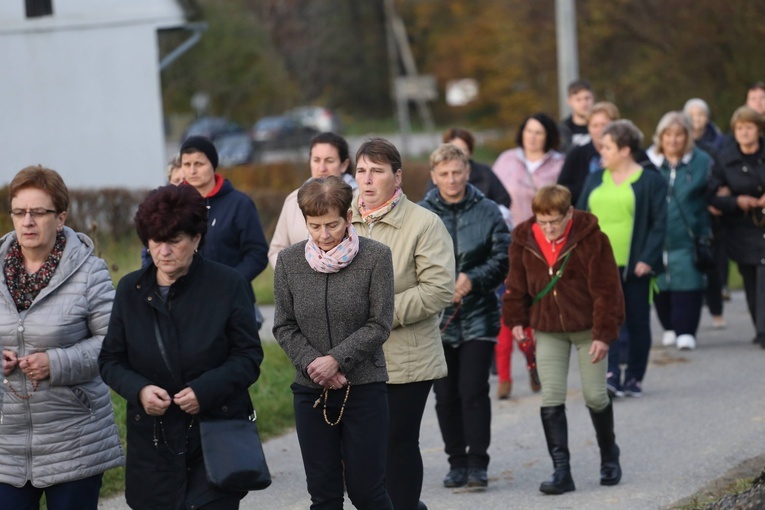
[539,405,576,495]
[588,400,622,486]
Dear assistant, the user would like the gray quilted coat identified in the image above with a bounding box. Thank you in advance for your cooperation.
[0,227,124,487]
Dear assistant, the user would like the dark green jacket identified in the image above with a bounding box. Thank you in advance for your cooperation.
[577,166,668,282]
[652,147,713,291]
[420,184,510,346]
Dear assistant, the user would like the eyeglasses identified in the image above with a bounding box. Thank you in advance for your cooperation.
[536,216,567,227]
[9,208,57,219]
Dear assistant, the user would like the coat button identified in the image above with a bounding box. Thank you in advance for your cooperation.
[221,405,228,413]
[134,414,141,421]
[147,296,153,301]
[136,284,142,289]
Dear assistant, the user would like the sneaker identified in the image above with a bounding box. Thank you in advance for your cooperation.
[623,379,643,398]
[712,316,727,329]
[606,372,624,398]
[676,334,696,351]
[661,330,677,347]
[443,468,468,488]
[466,468,488,488]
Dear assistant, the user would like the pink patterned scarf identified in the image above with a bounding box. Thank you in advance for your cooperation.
[305,225,360,273]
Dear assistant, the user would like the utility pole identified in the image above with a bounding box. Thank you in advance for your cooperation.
[384,0,436,156]
[556,0,579,119]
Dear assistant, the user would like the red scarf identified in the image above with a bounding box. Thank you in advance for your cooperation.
[532,218,574,267]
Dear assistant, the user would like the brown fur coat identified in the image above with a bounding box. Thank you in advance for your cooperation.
[502,210,625,343]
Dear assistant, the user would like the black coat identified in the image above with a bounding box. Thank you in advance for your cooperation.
[420,184,510,346]
[99,256,263,509]
[708,140,765,266]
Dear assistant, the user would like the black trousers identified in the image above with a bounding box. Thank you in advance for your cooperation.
[738,264,765,340]
[654,289,705,336]
[385,380,433,510]
[705,217,728,316]
[434,339,494,470]
[609,275,651,382]
[292,382,393,510]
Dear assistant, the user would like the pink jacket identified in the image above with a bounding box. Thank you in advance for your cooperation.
[492,148,564,227]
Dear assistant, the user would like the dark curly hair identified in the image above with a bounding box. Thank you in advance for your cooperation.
[134,184,208,248]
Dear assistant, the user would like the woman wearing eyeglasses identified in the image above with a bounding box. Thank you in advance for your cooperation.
[0,166,124,509]
[503,184,625,495]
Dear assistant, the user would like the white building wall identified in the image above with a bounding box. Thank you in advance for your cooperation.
[0,1,186,189]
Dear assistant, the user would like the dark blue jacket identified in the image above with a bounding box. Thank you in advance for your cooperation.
[200,179,268,302]
[419,184,510,346]
[577,167,668,281]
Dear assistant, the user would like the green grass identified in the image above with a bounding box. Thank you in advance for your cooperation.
[98,343,295,501]
[253,264,275,305]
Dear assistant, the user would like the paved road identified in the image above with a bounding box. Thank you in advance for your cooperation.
[100,291,765,509]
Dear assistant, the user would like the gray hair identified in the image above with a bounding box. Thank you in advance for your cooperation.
[683,98,710,117]
[653,111,695,156]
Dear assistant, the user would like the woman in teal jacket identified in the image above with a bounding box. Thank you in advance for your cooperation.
[647,112,713,351]
[577,120,667,398]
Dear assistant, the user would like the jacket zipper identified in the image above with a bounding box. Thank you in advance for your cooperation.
[526,242,575,331]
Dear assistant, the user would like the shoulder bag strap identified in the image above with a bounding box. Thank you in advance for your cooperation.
[531,251,571,306]
[667,168,696,240]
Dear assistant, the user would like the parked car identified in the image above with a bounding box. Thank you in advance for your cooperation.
[181,116,242,143]
[251,115,317,148]
[288,106,342,134]
[214,132,256,167]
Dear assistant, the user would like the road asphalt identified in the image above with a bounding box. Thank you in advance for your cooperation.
[100,290,765,510]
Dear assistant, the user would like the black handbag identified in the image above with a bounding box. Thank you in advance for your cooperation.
[200,417,272,492]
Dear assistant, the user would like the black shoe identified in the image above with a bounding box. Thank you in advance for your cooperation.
[539,469,576,495]
[443,468,468,488]
[466,468,488,488]
[417,501,428,510]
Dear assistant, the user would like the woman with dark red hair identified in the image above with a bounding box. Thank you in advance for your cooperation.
[99,184,264,509]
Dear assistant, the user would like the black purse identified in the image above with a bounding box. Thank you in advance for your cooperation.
[199,416,272,492]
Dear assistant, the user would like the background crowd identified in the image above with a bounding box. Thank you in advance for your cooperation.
[1,78,763,510]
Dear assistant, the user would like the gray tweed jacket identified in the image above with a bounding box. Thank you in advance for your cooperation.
[273,236,394,388]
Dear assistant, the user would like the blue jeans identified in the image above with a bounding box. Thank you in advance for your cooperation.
[608,276,651,383]
[292,382,392,510]
[0,474,103,510]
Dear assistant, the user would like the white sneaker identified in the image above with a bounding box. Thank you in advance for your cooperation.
[676,334,696,351]
[662,330,677,347]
